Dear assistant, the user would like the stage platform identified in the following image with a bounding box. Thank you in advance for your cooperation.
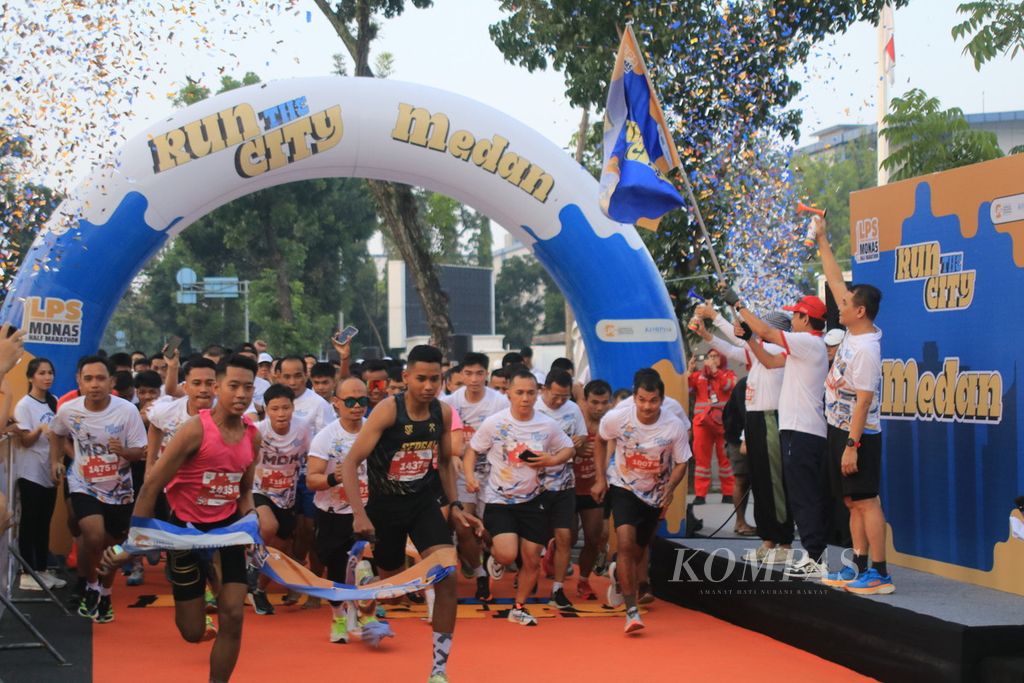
[651,535,1024,683]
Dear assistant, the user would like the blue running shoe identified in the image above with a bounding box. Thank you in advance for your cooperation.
[844,567,895,595]
[821,565,858,588]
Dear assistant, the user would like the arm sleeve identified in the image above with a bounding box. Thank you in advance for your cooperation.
[671,422,693,464]
[124,407,148,448]
[549,425,574,451]
[711,315,744,347]
[709,337,747,366]
[468,415,495,453]
[779,331,817,358]
[308,430,330,461]
[13,399,30,429]
[49,408,69,437]
[598,410,623,441]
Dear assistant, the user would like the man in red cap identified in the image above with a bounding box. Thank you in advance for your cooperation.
[721,289,830,580]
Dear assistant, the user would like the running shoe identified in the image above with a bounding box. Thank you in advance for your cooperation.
[281,589,301,605]
[427,674,449,683]
[541,538,556,578]
[624,610,645,634]
[821,565,859,588]
[78,587,100,618]
[783,557,827,580]
[576,578,597,601]
[844,568,895,595]
[94,595,114,624]
[549,587,573,610]
[251,589,275,615]
[204,587,218,613]
[66,543,78,570]
[201,616,217,641]
[43,571,68,590]
[330,616,349,644]
[742,546,789,565]
[19,574,43,591]
[507,606,538,626]
[692,495,706,505]
[485,553,504,581]
[638,582,655,605]
[606,562,624,608]
[474,575,492,602]
[126,561,144,586]
[593,551,608,576]
[721,495,733,504]
[145,549,162,566]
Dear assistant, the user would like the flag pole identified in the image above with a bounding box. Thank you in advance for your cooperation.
[674,168,726,282]
[876,3,894,186]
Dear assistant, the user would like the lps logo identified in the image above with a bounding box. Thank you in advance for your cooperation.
[854,217,879,263]
[22,297,83,345]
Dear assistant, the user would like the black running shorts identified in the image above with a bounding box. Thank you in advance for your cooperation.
[166,512,248,602]
[607,485,661,547]
[366,489,452,571]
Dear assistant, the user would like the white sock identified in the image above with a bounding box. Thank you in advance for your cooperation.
[473,566,486,578]
[552,581,563,593]
[98,584,111,596]
[330,603,345,619]
[87,580,100,592]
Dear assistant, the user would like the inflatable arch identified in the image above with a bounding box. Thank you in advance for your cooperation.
[1,76,685,396]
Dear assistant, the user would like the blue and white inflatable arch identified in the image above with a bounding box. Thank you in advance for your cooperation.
[2,77,684,394]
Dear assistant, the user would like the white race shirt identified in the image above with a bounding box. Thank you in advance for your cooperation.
[308,420,368,514]
[709,316,786,411]
[825,327,883,434]
[147,395,194,459]
[440,386,509,475]
[252,376,271,410]
[599,406,692,507]
[50,396,147,505]
[292,388,336,435]
[13,395,56,487]
[254,418,312,509]
[534,397,586,492]
[469,408,573,505]
[777,331,828,437]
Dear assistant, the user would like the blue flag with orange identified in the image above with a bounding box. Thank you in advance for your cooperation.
[599,26,684,231]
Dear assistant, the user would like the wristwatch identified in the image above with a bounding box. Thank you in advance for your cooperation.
[846,438,861,449]
[448,500,465,512]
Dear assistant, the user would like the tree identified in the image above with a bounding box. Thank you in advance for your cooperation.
[880,88,1003,182]
[952,1,1024,70]
[793,136,878,263]
[490,1,909,315]
[314,0,456,355]
[494,255,562,349]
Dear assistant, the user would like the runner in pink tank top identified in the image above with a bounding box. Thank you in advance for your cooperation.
[132,355,260,683]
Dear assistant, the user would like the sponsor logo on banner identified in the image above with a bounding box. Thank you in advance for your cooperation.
[893,240,975,311]
[22,296,83,345]
[148,96,343,179]
[854,217,880,263]
[596,319,678,343]
[990,193,1024,225]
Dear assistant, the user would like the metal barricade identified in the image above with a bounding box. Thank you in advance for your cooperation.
[0,434,69,664]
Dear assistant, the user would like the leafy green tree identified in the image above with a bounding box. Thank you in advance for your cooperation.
[880,88,1003,182]
[952,1,1024,69]
[793,136,878,262]
[490,0,908,313]
[494,255,563,348]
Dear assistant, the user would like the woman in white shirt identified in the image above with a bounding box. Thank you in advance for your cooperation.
[13,357,65,590]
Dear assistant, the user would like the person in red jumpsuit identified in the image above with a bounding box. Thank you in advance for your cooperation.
[688,349,737,504]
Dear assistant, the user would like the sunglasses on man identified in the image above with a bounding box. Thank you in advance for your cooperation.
[340,396,369,408]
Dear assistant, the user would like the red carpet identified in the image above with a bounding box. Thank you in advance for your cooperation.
[92,562,872,682]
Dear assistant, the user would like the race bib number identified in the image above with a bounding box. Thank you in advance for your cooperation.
[745,383,755,403]
[388,448,434,482]
[575,454,596,481]
[327,479,369,506]
[82,453,120,483]
[624,449,660,474]
[461,425,476,439]
[260,466,296,492]
[199,471,242,506]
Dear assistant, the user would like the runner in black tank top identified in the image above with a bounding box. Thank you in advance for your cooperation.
[341,345,483,683]
[366,392,443,497]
